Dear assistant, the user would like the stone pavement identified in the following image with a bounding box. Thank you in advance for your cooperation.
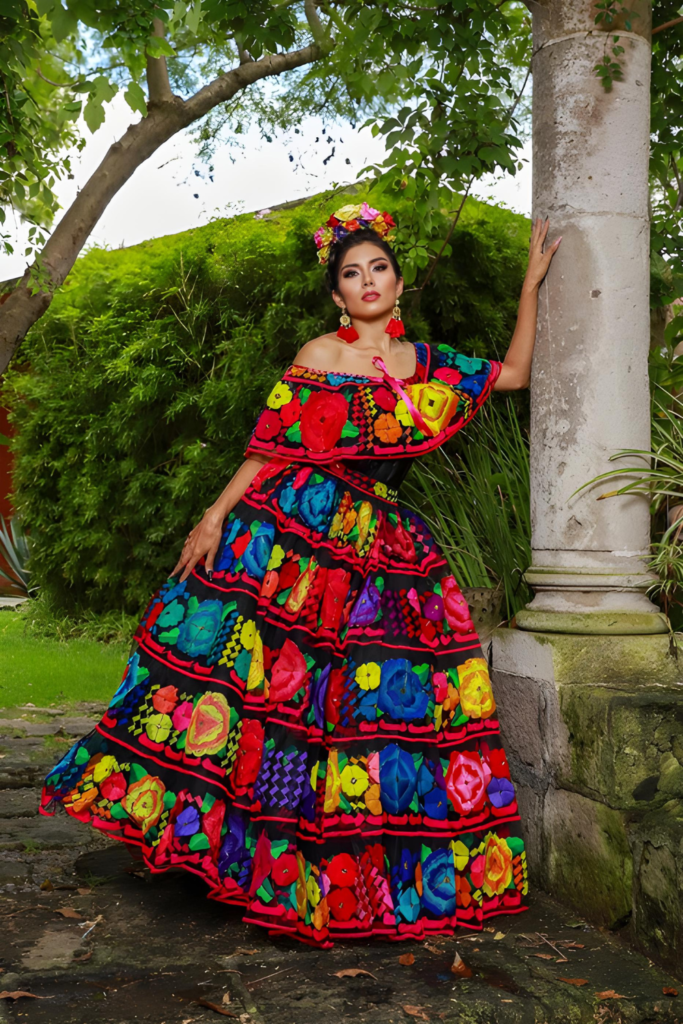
[1,706,682,1024]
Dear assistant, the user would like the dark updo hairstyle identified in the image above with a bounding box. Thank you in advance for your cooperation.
[325,228,402,294]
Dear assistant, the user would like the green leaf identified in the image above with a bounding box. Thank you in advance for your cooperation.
[51,3,78,42]
[83,99,106,133]
[124,81,147,117]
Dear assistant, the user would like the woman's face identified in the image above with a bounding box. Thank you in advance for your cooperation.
[333,241,403,321]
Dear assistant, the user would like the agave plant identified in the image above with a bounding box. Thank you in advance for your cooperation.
[0,514,36,597]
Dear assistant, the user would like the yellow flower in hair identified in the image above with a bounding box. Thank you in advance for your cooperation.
[335,203,363,221]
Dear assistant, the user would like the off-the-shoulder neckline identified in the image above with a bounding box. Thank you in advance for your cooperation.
[289,342,423,384]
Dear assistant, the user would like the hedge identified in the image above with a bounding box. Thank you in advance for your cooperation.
[3,188,529,615]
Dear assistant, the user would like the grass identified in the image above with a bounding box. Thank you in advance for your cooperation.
[0,609,129,709]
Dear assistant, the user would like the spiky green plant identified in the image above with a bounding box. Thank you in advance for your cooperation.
[0,515,35,596]
[403,397,531,620]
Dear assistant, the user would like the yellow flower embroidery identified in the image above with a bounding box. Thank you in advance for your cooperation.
[267,544,285,570]
[240,619,256,650]
[394,399,415,427]
[457,658,496,719]
[266,382,294,409]
[323,749,341,813]
[91,754,119,783]
[374,482,388,498]
[246,630,265,692]
[340,763,369,797]
[451,839,471,872]
[307,875,321,907]
[355,662,380,691]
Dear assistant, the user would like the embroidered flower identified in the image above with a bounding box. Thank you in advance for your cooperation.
[365,783,382,815]
[242,523,275,581]
[175,804,201,837]
[172,699,193,731]
[446,750,491,816]
[323,750,341,812]
[121,774,166,834]
[269,639,308,704]
[394,399,414,427]
[100,771,126,801]
[272,852,299,886]
[232,718,264,791]
[378,659,430,720]
[267,544,285,570]
[340,763,369,797]
[374,412,402,444]
[266,381,294,409]
[348,577,381,626]
[441,576,475,633]
[373,386,397,412]
[91,754,118,784]
[379,743,417,814]
[152,685,178,714]
[185,692,231,757]
[487,776,516,808]
[280,396,302,427]
[374,481,389,498]
[176,600,224,658]
[299,478,338,530]
[421,848,456,917]
[482,833,513,897]
[327,852,358,887]
[300,391,348,452]
[355,662,380,691]
[327,887,358,921]
[254,409,282,442]
[457,658,496,718]
[145,712,172,744]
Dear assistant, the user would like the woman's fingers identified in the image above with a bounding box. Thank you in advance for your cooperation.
[180,551,202,583]
[205,541,220,578]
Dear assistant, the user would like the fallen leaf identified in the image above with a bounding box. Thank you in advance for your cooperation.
[559,978,588,987]
[595,990,627,1000]
[564,920,584,929]
[195,997,239,1018]
[76,888,92,896]
[493,931,505,940]
[663,987,679,997]
[222,992,231,1005]
[531,953,554,960]
[401,1006,430,1022]
[72,951,92,963]
[40,879,54,891]
[399,952,415,966]
[333,969,378,980]
[55,908,82,919]
[0,991,45,1000]
[424,943,443,954]
[556,941,585,949]
[226,948,259,957]
[484,926,496,933]
[450,952,473,978]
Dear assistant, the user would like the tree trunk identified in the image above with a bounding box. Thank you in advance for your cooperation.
[0,43,322,374]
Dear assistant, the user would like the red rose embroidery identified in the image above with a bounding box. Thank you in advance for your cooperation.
[382,517,416,562]
[324,668,346,726]
[486,747,510,778]
[446,750,491,815]
[233,718,264,791]
[327,887,358,922]
[326,852,358,887]
[320,568,351,631]
[300,391,348,452]
[279,559,301,590]
[272,853,299,886]
[441,576,475,633]
[254,410,282,442]
[434,367,463,386]
[280,397,302,427]
[269,638,308,703]
[373,386,397,412]
[100,771,126,801]
[202,799,225,854]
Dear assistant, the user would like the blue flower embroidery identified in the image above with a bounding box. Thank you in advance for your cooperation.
[298,478,337,531]
[378,659,430,720]
[242,523,275,581]
[379,743,417,814]
[176,600,224,657]
[421,848,456,917]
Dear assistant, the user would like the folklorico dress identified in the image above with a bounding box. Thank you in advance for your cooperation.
[41,341,529,947]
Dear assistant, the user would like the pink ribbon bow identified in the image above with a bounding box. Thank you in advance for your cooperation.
[372,356,433,437]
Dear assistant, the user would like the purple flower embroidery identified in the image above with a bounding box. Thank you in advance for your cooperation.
[349,578,381,626]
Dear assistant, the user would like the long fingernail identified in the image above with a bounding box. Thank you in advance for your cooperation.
[556,236,563,244]
[207,570,213,581]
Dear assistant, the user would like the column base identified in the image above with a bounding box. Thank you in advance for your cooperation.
[516,608,669,635]
[519,563,669,635]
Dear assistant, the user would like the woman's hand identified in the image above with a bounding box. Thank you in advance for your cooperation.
[524,217,561,291]
[172,507,224,583]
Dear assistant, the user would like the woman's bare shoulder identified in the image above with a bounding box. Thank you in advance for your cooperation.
[292,334,344,372]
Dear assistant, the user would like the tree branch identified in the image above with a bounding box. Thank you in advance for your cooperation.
[653,15,683,35]
[304,0,333,51]
[146,17,173,105]
[0,41,324,372]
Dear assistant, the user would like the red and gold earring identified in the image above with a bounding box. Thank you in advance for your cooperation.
[385,299,405,338]
[337,305,359,343]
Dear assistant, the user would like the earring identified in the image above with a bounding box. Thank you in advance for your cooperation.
[337,306,359,343]
[385,300,405,338]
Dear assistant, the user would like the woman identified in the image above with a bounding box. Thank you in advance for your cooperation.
[41,205,560,947]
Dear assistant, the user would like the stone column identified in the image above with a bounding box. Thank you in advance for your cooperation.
[517,0,666,634]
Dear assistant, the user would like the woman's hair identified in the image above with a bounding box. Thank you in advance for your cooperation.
[325,228,402,293]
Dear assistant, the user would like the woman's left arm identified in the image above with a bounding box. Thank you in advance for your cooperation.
[494,218,562,392]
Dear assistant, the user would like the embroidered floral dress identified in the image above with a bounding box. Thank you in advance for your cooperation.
[41,341,528,947]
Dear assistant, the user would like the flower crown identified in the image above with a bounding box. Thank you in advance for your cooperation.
[314,202,396,265]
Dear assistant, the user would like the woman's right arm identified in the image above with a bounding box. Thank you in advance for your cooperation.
[172,455,270,582]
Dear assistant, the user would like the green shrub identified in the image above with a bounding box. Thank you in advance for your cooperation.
[3,189,529,615]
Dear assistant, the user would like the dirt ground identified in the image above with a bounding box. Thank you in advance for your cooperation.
[1,705,682,1024]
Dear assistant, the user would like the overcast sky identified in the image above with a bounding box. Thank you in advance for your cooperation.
[1,96,532,281]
